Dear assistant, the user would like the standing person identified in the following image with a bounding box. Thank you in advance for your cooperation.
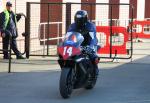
[0,1,25,59]
[67,10,99,77]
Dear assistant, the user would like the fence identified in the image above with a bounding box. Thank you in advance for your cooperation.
[25,2,133,59]
[129,20,150,55]
[0,30,12,73]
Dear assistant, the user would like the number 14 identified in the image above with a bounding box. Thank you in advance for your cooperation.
[63,47,73,56]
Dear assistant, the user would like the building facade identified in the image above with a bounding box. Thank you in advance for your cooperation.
[0,0,150,55]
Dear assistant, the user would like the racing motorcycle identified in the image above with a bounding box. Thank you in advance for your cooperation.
[58,32,98,99]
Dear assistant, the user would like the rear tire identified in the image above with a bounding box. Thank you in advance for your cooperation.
[84,77,97,89]
[85,64,98,89]
[59,68,73,99]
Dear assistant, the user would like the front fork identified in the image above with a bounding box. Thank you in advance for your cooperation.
[58,59,76,86]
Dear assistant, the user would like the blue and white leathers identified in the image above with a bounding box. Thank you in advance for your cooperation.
[67,21,98,52]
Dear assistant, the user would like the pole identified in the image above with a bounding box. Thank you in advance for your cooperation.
[8,33,12,73]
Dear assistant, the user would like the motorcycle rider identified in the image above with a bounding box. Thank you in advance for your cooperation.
[67,10,99,77]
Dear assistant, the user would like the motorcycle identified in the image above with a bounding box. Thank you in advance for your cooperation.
[58,32,98,99]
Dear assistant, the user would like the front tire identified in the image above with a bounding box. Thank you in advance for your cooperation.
[59,68,73,99]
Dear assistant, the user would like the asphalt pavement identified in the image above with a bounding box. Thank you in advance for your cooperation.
[0,56,150,103]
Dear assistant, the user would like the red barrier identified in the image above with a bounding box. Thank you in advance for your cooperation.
[132,20,150,38]
[96,26,128,54]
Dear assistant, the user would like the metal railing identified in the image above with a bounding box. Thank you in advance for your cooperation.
[38,22,63,56]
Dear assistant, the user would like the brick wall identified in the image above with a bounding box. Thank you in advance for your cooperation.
[40,0,63,45]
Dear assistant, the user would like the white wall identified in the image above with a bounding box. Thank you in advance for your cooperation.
[63,0,81,23]
[12,0,40,52]
[0,0,3,12]
[62,0,81,34]
[0,0,40,52]
[119,0,129,26]
[137,0,145,20]
[96,0,109,26]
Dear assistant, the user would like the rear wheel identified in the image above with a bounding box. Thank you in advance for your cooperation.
[85,64,98,89]
[84,76,97,89]
[59,68,73,99]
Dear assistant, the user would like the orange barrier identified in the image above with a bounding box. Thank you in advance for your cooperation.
[132,20,150,38]
[96,26,128,54]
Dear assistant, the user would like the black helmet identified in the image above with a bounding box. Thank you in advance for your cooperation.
[74,10,88,29]
[6,1,12,7]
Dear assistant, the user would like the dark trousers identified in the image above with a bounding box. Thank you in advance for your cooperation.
[2,36,21,58]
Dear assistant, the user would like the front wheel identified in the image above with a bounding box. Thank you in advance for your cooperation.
[59,68,73,99]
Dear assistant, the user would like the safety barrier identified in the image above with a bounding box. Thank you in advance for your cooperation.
[131,20,150,38]
[96,26,129,55]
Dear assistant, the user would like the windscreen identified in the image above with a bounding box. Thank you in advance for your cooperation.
[62,32,84,47]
